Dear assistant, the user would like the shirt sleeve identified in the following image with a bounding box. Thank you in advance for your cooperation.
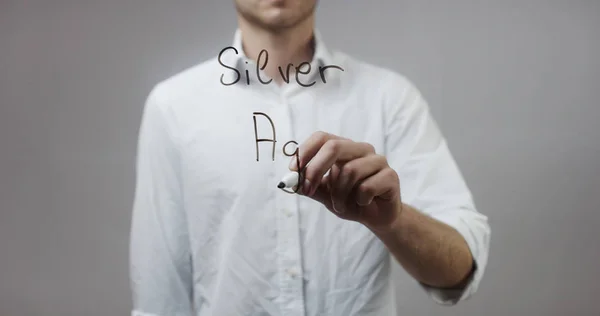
[129,86,195,316]
[382,73,491,305]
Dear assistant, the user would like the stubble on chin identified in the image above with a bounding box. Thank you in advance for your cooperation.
[234,1,316,33]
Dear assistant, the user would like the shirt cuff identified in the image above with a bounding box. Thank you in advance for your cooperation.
[418,212,488,305]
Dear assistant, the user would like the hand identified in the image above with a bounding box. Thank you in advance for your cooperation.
[290,131,403,232]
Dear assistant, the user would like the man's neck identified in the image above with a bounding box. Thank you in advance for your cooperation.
[237,17,315,83]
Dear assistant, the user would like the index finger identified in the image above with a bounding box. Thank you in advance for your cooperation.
[291,131,346,171]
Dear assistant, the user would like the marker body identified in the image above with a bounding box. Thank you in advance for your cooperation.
[278,171,299,189]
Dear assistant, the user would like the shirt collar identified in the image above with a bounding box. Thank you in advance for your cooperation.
[220,28,335,78]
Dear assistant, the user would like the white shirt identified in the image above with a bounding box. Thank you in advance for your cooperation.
[130,29,490,316]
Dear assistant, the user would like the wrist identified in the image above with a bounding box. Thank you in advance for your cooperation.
[368,202,405,235]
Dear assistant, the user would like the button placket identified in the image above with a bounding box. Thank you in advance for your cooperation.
[274,93,305,316]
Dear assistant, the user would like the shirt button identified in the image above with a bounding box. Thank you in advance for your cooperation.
[287,268,299,278]
[282,209,293,217]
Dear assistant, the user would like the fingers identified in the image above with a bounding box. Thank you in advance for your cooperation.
[291,131,345,171]
[302,139,353,190]
[306,174,334,211]
[305,140,370,195]
[299,136,376,196]
[330,155,388,212]
[353,168,399,206]
[298,160,400,222]
[291,131,371,168]
[287,131,400,218]
[328,163,341,192]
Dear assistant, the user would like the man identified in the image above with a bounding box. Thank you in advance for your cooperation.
[129,1,491,315]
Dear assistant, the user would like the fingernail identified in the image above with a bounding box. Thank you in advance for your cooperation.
[332,201,344,214]
[310,183,319,196]
[357,198,369,206]
[302,179,311,195]
[289,158,296,170]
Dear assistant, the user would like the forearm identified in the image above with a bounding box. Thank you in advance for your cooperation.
[371,203,474,288]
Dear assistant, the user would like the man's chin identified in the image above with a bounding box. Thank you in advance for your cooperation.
[259,16,297,30]
[262,0,287,7]
[260,9,290,23]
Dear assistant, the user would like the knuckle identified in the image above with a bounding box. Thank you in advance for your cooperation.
[363,142,376,153]
[329,164,340,179]
[358,182,374,195]
[341,163,357,177]
[314,131,328,142]
[375,154,387,165]
[326,139,342,152]
[385,168,399,181]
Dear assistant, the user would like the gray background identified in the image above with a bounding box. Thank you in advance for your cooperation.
[1,0,599,315]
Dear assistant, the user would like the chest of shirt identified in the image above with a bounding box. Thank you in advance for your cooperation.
[174,83,387,207]
[161,72,398,312]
